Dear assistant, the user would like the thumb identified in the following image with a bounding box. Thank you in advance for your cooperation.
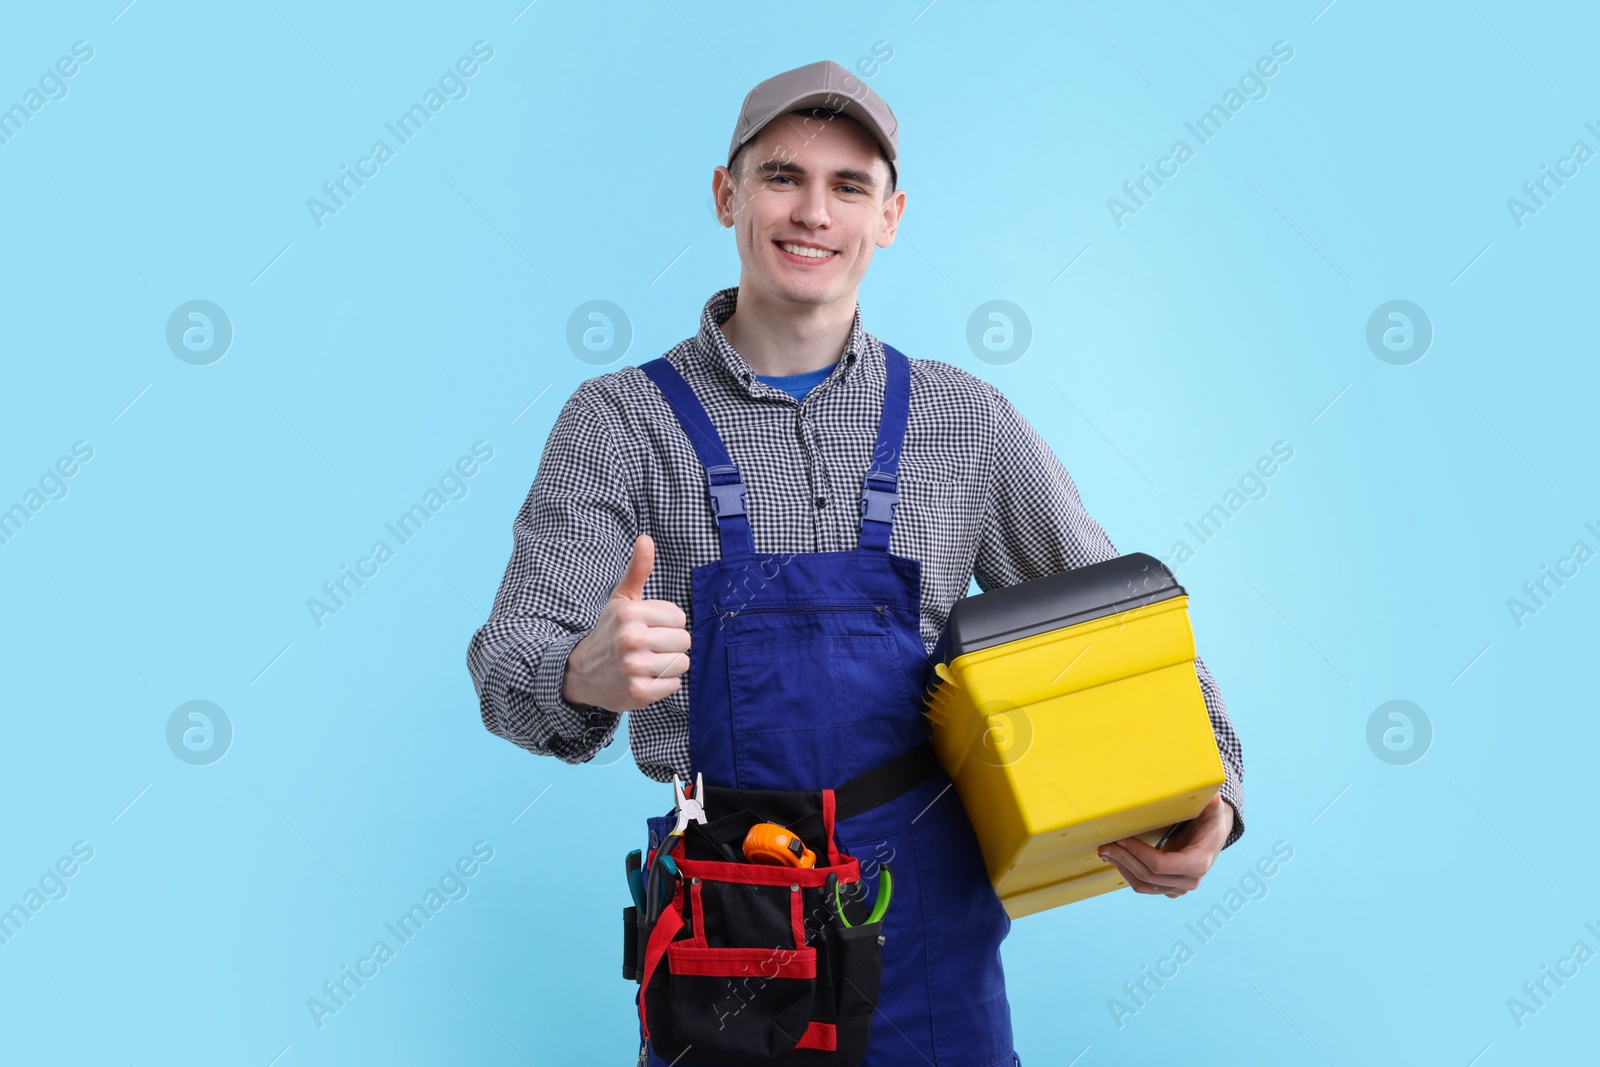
[610,534,655,601]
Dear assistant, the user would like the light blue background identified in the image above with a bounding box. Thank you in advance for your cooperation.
[2,1,1595,1064]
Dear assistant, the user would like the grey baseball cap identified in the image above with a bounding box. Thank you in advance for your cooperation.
[727,60,899,184]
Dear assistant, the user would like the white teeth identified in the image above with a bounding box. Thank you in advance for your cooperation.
[779,242,835,259]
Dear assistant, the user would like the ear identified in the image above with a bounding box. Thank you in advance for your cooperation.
[710,165,737,227]
[875,188,906,248]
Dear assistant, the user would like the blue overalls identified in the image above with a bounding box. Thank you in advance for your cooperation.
[638,345,1019,1067]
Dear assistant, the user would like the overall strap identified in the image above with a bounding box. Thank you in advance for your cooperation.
[860,343,912,553]
[639,358,755,558]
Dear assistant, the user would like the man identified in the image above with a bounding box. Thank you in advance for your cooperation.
[468,59,1244,1065]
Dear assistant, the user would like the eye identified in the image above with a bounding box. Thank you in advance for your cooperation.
[838,185,862,195]
[767,174,796,185]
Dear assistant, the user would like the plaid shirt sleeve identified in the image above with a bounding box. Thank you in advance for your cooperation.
[970,381,1245,850]
[466,382,638,764]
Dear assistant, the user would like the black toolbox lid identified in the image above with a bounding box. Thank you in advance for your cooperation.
[933,552,1185,662]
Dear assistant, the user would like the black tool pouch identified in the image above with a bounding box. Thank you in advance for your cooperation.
[626,743,937,1066]
[631,786,886,1065]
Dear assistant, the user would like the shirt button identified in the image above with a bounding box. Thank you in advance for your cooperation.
[815,496,827,509]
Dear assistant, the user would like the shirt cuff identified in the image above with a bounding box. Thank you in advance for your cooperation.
[514,628,622,763]
[1219,785,1245,851]
[540,633,620,758]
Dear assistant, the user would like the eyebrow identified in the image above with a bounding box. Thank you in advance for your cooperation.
[752,159,879,191]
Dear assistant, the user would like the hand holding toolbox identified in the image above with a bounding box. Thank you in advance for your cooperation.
[623,776,893,1065]
[923,552,1228,917]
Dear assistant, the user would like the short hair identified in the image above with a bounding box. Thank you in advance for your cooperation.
[730,107,897,198]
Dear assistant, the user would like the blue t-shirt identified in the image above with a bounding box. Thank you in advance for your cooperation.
[753,360,838,402]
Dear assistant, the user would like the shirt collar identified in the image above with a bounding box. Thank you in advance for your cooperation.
[693,286,873,398]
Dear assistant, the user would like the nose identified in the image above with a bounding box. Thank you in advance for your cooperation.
[791,181,831,230]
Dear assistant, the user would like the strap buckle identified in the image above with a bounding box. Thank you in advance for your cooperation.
[705,464,747,519]
[859,470,899,524]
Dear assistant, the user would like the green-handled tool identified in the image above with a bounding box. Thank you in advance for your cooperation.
[828,865,892,927]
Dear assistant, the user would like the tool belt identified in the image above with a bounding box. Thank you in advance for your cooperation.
[625,742,939,1066]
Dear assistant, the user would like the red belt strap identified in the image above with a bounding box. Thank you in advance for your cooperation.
[636,900,684,1039]
[822,788,842,867]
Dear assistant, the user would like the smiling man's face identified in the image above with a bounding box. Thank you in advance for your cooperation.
[713,110,905,312]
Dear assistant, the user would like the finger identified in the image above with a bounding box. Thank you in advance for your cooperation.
[1102,843,1199,891]
[634,650,691,680]
[626,674,683,707]
[1152,796,1223,846]
[1171,797,1224,846]
[621,599,690,631]
[1102,853,1167,895]
[631,621,691,654]
[611,534,655,601]
[1111,836,1207,882]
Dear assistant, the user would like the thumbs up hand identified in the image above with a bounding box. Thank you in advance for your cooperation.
[563,534,691,712]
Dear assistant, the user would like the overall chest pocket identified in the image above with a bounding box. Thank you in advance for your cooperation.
[723,605,921,791]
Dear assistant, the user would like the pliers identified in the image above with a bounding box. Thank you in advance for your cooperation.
[643,773,706,925]
[665,773,707,846]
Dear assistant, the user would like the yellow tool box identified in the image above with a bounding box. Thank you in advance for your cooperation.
[923,553,1225,918]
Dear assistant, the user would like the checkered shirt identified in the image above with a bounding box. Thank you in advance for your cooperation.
[466,287,1245,849]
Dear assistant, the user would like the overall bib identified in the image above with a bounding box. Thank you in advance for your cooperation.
[637,345,1018,1067]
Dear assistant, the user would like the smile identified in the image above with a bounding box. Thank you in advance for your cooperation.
[775,241,837,261]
